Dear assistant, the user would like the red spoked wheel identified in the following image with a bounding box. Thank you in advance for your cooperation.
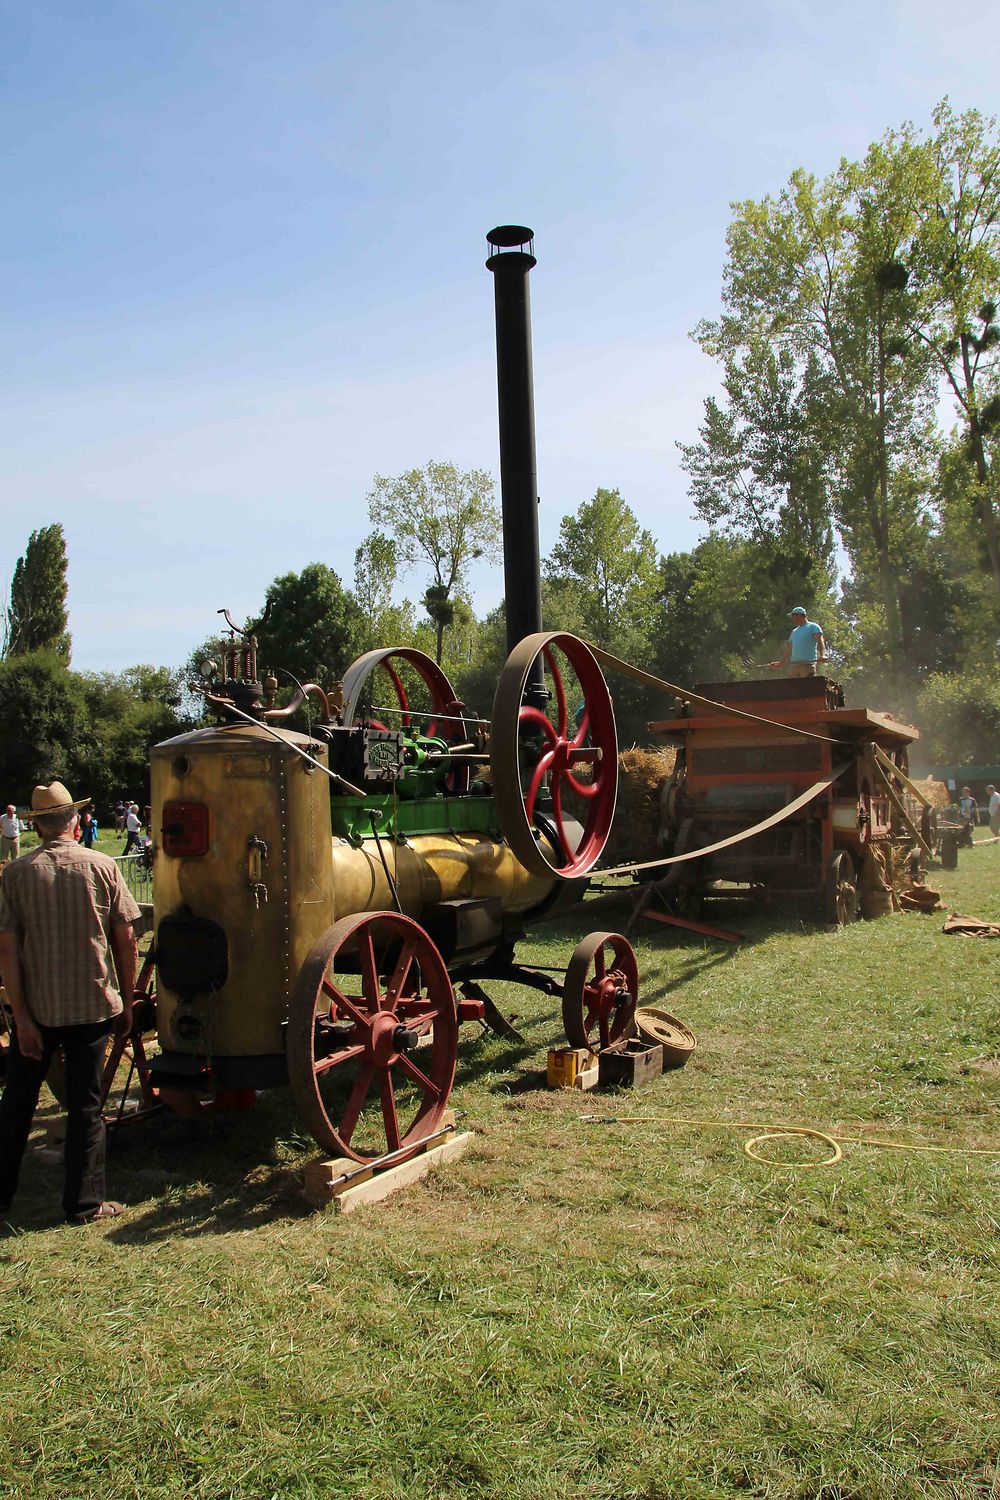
[340,646,472,792]
[287,911,458,1164]
[491,631,618,880]
[341,646,468,740]
[562,931,638,1054]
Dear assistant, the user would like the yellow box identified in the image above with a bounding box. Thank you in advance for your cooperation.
[547,1047,592,1088]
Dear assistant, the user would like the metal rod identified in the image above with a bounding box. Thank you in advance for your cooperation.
[368,812,404,915]
[367,705,490,727]
[332,1123,457,1186]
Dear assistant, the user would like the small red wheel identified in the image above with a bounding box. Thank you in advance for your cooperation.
[491,631,618,880]
[562,931,638,1053]
[287,912,458,1164]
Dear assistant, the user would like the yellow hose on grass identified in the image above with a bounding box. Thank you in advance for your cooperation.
[580,1114,1000,1169]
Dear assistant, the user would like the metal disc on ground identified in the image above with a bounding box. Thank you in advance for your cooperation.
[633,1007,697,1068]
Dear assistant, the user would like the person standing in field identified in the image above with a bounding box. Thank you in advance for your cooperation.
[988,784,1000,837]
[0,781,140,1223]
[767,606,827,679]
[80,808,98,848]
[958,787,978,824]
[0,805,19,865]
[122,803,142,856]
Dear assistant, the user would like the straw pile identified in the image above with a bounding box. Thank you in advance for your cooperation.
[600,746,676,868]
[910,777,951,810]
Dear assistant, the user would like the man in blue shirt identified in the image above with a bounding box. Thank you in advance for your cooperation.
[768,606,827,678]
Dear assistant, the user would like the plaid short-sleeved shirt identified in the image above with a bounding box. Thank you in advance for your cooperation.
[0,838,141,1026]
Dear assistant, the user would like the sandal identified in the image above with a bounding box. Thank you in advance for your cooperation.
[71,1201,126,1224]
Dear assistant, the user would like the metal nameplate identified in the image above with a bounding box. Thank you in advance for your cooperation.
[364,730,404,782]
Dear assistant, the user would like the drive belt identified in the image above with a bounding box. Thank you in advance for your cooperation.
[587,762,851,880]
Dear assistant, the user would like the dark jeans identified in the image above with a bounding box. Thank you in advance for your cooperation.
[122,831,141,856]
[0,1019,112,1221]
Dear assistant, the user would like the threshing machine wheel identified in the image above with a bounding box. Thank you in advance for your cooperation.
[824,851,859,926]
[287,911,458,1164]
[562,931,638,1054]
[491,631,618,880]
[920,804,938,851]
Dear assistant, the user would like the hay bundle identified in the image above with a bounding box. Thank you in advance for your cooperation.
[910,777,950,810]
[598,746,676,868]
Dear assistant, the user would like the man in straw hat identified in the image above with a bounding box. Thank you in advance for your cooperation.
[0,780,140,1223]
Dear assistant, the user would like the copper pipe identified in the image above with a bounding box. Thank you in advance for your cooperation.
[263,683,332,721]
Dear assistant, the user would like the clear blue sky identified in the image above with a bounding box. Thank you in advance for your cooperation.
[1,0,991,671]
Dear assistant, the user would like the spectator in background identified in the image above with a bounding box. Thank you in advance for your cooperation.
[122,804,142,857]
[958,787,978,824]
[113,801,125,832]
[0,805,19,865]
[988,785,1000,837]
[80,808,98,849]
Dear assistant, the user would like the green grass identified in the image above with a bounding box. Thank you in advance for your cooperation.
[2,837,999,1498]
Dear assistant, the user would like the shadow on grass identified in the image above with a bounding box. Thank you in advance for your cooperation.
[0,1091,320,1240]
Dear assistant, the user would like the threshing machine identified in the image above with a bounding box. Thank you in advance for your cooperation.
[651,674,929,925]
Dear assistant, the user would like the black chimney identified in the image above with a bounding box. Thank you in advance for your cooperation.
[486,226,543,667]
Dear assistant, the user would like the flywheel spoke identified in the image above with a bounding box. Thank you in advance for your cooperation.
[519,705,558,743]
[386,940,417,1008]
[314,1042,367,1079]
[321,979,372,1032]
[564,771,599,799]
[379,1072,402,1153]
[525,747,556,821]
[357,931,382,1009]
[396,1051,442,1100]
[544,646,568,736]
[384,662,411,727]
[549,782,576,863]
[339,1061,375,1143]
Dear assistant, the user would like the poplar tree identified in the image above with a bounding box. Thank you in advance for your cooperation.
[5,523,72,661]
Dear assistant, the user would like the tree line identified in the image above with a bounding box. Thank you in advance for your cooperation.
[3,100,998,805]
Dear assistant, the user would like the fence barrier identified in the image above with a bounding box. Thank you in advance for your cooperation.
[113,852,153,906]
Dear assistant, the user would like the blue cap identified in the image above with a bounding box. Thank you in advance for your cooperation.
[788,606,807,616]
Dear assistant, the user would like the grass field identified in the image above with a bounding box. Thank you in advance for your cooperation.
[1,835,999,1499]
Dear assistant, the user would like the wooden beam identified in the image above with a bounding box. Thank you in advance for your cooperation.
[872,743,931,809]
[872,761,932,858]
[643,909,743,943]
[334,1132,475,1215]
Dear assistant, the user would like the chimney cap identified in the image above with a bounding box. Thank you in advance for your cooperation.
[487,224,534,251]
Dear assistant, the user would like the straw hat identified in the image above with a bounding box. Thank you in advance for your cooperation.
[27,781,90,820]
